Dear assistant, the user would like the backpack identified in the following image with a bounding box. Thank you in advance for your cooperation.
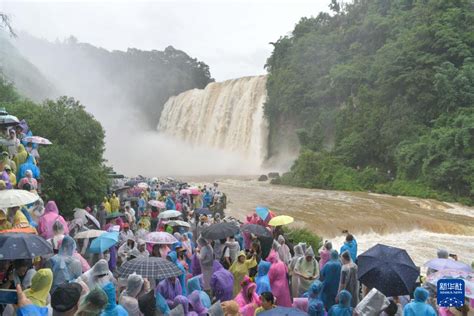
[220,246,230,269]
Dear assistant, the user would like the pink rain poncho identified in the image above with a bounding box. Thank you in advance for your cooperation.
[38,201,69,239]
[267,250,292,307]
[234,275,261,316]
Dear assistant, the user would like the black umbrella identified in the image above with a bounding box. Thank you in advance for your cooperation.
[0,233,53,260]
[195,208,211,216]
[357,244,419,297]
[241,224,272,238]
[117,257,183,279]
[201,222,240,240]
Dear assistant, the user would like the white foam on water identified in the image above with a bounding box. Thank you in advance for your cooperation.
[330,230,474,270]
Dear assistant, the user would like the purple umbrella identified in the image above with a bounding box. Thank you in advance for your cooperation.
[424,258,472,273]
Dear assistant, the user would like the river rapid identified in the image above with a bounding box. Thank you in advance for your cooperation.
[184,176,474,268]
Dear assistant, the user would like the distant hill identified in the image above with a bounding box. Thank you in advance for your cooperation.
[0,33,56,101]
[11,32,214,127]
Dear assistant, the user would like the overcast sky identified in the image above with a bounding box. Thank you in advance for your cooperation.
[2,0,330,81]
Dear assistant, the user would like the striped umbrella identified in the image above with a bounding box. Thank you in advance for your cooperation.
[118,257,182,279]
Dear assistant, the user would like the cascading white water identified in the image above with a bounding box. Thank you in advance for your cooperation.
[157,75,269,166]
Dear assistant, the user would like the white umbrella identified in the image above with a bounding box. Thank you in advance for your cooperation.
[22,136,52,145]
[0,190,39,208]
[158,210,182,219]
[73,208,101,229]
[167,220,191,228]
[74,229,106,239]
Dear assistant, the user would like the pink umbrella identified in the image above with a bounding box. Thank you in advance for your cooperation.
[148,200,165,208]
[190,187,201,195]
[144,232,178,245]
[180,189,192,195]
[23,136,52,145]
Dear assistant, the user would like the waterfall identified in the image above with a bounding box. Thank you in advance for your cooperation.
[157,75,269,166]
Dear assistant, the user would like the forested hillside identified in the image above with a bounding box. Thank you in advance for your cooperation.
[265,0,474,204]
[11,33,214,127]
[0,34,56,101]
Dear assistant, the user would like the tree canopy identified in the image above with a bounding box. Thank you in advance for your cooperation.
[266,0,474,204]
[0,78,109,216]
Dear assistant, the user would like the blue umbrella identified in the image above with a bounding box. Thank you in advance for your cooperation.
[88,231,119,254]
[256,206,269,220]
[357,244,419,297]
[259,307,307,316]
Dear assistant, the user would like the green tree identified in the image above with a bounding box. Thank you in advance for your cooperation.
[1,81,109,216]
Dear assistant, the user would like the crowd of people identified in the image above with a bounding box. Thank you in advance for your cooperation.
[0,119,472,316]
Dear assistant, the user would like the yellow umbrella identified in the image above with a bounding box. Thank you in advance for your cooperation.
[268,215,294,226]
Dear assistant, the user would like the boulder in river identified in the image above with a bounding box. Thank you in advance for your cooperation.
[268,172,280,179]
[258,175,268,181]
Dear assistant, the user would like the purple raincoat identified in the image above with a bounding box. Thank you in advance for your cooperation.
[189,290,208,316]
[156,278,182,308]
[210,260,234,302]
[191,253,202,276]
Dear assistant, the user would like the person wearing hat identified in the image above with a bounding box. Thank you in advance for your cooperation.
[51,282,83,315]
[119,223,134,244]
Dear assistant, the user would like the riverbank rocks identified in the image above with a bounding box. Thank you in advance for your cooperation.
[258,175,268,181]
[268,172,280,179]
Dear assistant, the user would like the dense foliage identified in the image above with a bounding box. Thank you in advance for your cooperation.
[11,33,214,127]
[266,0,474,204]
[0,78,109,216]
[284,226,323,253]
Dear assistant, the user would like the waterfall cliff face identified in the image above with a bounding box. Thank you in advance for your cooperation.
[157,76,269,166]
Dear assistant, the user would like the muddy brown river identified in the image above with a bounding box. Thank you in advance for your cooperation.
[184,176,474,268]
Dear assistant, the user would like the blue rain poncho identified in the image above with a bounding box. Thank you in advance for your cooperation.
[187,275,211,308]
[49,236,82,291]
[340,239,357,262]
[328,290,352,316]
[101,282,128,316]
[403,287,436,316]
[255,260,271,295]
[167,251,186,296]
[320,250,341,310]
[306,280,324,316]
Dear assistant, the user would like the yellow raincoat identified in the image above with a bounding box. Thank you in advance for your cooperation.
[13,144,28,168]
[103,197,112,213]
[138,215,151,231]
[12,211,37,234]
[0,211,11,231]
[24,269,53,306]
[110,194,120,212]
[229,250,257,296]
